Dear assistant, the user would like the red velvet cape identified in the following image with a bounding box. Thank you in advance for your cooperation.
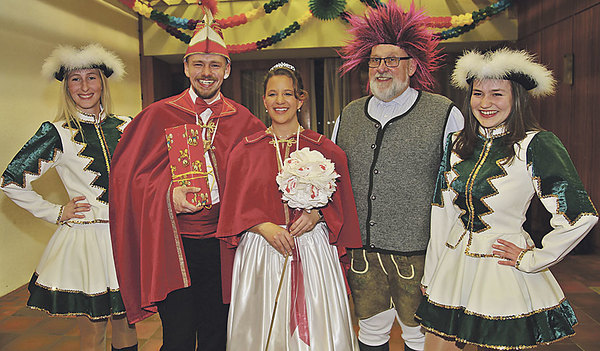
[109,90,265,323]
[216,129,363,302]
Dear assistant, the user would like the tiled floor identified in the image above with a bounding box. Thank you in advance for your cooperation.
[1,255,600,350]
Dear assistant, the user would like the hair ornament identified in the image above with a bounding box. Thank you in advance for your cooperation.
[452,48,556,97]
[338,0,441,92]
[42,43,125,81]
[270,62,296,72]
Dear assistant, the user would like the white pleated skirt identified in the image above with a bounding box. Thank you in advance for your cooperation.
[27,222,125,319]
[227,223,359,351]
[417,223,577,349]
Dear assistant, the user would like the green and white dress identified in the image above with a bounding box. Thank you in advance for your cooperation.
[1,111,131,319]
[416,126,598,349]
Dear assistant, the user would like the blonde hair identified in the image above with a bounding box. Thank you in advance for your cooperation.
[54,69,113,132]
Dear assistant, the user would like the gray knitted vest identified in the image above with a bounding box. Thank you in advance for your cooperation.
[337,92,453,254]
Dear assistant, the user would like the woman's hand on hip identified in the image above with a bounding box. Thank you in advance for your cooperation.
[492,239,524,267]
[60,196,91,221]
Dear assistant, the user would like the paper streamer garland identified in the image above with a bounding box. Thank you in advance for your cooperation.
[120,0,512,53]
[309,0,347,20]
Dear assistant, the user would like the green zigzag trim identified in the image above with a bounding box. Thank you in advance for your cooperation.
[1,122,63,188]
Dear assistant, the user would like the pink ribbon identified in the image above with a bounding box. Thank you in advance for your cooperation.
[290,244,310,345]
[288,209,310,345]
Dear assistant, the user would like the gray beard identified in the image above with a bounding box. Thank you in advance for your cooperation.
[370,76,408,102]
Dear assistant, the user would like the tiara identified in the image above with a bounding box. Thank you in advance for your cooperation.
[269,62,295,72]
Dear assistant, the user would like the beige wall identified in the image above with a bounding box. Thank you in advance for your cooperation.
[0,0,142,296]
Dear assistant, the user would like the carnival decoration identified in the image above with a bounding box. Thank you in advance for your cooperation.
[309,0,347,20]
[117,0,512,53]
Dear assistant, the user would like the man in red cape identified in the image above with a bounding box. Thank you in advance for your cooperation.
[109,16,264,351]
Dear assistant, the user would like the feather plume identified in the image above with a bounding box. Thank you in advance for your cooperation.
[201,0,219,17]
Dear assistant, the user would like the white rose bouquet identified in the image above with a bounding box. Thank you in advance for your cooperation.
[276,147,339,210]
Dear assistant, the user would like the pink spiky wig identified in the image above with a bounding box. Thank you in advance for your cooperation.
[339,1,442,92]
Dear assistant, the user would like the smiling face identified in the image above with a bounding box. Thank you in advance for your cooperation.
[368,44,417,102]
[67,68,103,115]
[470,79,513,128]
[263,75,303,129]
[184,53,230,100]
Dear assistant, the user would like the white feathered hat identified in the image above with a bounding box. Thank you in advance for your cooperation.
[42,43,125,81]
[451,48,555,97]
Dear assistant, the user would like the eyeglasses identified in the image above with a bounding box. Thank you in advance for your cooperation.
[367,56,412,68]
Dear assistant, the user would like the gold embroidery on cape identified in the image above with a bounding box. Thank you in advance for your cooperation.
[166,182,190,287]
[166,133,174,151]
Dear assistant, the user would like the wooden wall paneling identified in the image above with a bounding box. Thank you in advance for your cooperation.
[572,5,600,250]
[516,33,543,121]
[572,7,598,191]
[140,56,155,109]
[348,69,363,101]
[152,57,174,103]
[542,0,576,28]
[540,19,573,147]
[516,0,543,38]
[516,34,549,246]
[574,0,600,15]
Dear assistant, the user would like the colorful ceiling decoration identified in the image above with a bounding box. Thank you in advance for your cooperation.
[119,0,512,53]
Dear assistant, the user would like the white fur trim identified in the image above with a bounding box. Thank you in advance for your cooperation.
[451,48,555,97]
[41,43,125,81]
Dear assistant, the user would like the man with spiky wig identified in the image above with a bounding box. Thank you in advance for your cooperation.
[333,2,463,350]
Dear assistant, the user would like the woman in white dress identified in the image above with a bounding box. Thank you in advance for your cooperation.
[415,48,598,350]
[217,63,362,350]
[0,44,137,351]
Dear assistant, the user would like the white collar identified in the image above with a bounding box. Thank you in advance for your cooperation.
[76,106,106,124]
[479,124,509,139]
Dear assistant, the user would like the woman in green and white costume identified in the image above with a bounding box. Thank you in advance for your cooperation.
[416,48,598,350]
[0,44,137,351]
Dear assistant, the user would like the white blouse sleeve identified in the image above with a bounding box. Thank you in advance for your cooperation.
[422,133,461,287]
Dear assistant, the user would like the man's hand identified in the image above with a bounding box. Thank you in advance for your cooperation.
[173,186,202,214]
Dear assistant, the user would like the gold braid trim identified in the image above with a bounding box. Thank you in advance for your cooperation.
[515,246,534,270]
[28,305,125,321]
[422,295,569,320]
[418,322,576,350]
[56,206,65,225]
[60,219,109,225]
